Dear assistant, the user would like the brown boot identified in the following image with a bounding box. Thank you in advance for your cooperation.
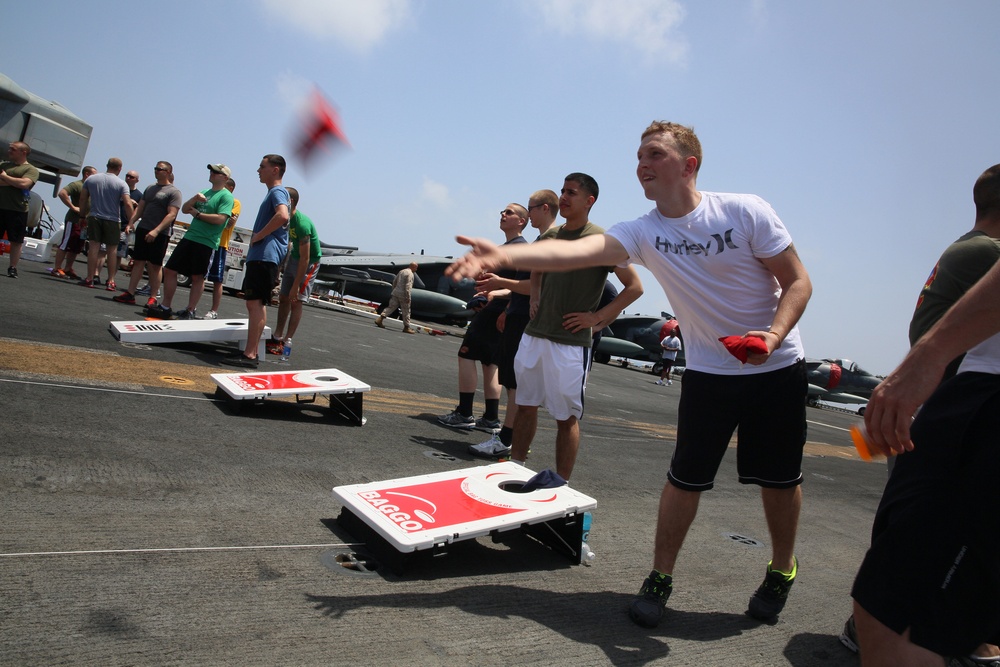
[402,327,416,334]
[374,317,385,328]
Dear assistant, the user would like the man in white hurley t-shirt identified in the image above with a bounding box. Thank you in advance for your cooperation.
[445,120,813,629]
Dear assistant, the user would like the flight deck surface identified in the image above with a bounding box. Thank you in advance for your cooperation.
[2,264,876,666]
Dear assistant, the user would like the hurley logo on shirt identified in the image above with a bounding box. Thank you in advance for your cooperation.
[654,229,739,256]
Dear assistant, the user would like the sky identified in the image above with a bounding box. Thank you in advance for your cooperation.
[6,0,999,375]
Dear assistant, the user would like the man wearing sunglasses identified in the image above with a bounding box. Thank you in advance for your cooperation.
[147,164,234,319]
[114,162,181,306]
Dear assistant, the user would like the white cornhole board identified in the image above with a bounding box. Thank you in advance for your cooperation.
[333,461,597,572]
[109,318,271,357]
[211,368,370,425]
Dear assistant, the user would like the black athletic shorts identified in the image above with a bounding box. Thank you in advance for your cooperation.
[668,359,807,491]
[133,231,170,266]
[0,208,28,244]
[499,312,530,389]
[851,372,1000,656]
[243,261,279,302]
[458,309,503,366]
[165,238,213,278]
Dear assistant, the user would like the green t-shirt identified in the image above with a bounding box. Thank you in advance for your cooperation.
[289,210,322,263]
[0,161,40,212]
[184,188,234,249]
[524,221,611,347]
[909,230,1000,346]
[63,179,84,223]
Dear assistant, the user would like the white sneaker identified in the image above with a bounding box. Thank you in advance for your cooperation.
[204,310,218,320]
[655,379,664,385]
[667,380,672,385]
[469,433,511,458]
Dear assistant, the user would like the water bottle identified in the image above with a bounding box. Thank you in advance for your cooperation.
[280,338,292,362]
[850,424,892,461]
[580,512,595,565]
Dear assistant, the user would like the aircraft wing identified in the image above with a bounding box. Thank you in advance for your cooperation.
[807,385,870,405]
[0,72,92,183]
[595,336,654,361]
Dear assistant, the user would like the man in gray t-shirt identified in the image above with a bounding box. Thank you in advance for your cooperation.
[78,157,134,289]
[113,161,182,306]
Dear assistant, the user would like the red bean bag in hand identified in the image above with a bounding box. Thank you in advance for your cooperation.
[718,335,768,363]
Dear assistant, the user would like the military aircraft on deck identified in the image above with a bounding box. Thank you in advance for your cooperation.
[0,72,92,196]
[592,313,682,374]
[317,244,476,326]
[806,358,883,414]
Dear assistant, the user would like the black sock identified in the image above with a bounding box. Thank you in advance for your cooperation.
[499,426,513,446]
[484,398,500,421]
[458,392,475,416]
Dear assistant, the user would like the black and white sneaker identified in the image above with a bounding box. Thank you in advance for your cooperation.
[475,416,501,432]
[468,433,511,457]
[145,304,173,319]
[437,410,475,429]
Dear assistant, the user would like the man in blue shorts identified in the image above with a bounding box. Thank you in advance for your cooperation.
[447,123,812,627]
[222,154,289,368]
[204,178,240,320]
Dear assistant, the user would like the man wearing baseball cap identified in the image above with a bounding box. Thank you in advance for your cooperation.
[147,163,234,319]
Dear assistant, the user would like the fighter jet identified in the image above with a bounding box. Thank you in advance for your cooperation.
[0,72,92,196]
[317,244,476,326]
[806,358,883,414]
[592,313,682,374]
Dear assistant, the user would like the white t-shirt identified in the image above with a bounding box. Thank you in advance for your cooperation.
[957,331,1000,375]
[661,334,681,360]
[607,191,805,375]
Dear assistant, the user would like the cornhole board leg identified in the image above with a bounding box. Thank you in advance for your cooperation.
[329,392,365,426]
[336,507,440,575]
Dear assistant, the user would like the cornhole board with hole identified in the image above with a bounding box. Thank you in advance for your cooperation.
[109,318,271,357]
[211,368,370,425]
[333,461,597,573]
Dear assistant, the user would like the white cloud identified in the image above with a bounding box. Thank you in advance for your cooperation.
[274,71,313,113]
[420,177,451,208]
[260,0,413,53]
[533,0,688,65]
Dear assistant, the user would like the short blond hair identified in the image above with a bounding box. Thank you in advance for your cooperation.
[642,121,702,173]
[528,189,558,211]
